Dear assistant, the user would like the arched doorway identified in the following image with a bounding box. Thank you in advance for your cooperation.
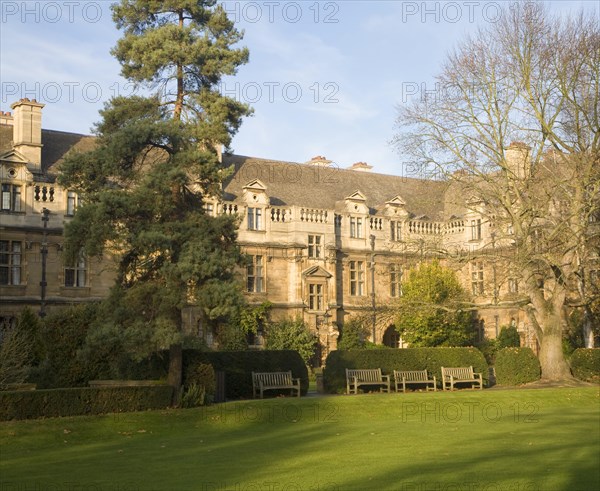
[383,325,403,348]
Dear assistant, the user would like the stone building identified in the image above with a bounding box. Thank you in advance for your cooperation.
[0,100,555,354]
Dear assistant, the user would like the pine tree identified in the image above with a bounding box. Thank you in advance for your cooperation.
[59,0,252,399]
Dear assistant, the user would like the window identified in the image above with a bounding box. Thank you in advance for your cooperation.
[349,260,365,296]
[471,262,484,295]
[65,253,87,287]
[308,283,324,311]
[308,235,322,258]
[204,202,214,216]
[508,278,519,294]
[390,264,402,297]
[1,184,21,212]
[247,207,263,230]
[350,217,363,238]
[0,241,22,285]
[390,221,402,241]
[471,219,482,240]
[66,191,79,216]
[246,255,264,293]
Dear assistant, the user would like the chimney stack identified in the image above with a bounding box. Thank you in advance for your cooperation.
[0,111,13,126]
[10,98,45,170]
[504,142,531,179]
[348,162,373,172]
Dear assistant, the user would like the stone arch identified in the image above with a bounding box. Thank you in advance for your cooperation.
[382,325,403,348]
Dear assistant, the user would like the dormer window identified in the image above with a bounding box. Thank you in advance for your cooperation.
[390,221,402,241]
[247,207,263,231]
[350,217,363,238]
[1,184,21,212]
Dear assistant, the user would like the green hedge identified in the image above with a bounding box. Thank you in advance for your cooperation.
[323,348,488,393]
[0,386,173,421]
[494,348,541,385]
[570,349,600,382]
[183,350,309,399]
[112,349,309,399]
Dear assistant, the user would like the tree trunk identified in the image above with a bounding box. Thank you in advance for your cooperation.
[538,315,573,381]
[168,343,183,406]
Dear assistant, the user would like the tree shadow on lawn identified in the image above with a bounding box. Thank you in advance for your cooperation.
[0,405,344,490]
[337,410,600,491]
[2,394,599,490]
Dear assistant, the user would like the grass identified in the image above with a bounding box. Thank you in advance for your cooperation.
[1,387,599,491]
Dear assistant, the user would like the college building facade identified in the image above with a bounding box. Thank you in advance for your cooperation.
[0,99,548,355]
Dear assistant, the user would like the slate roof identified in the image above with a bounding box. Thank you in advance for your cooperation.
[221,154,450,219]
[0,123,451,219]
[0,124,95,174]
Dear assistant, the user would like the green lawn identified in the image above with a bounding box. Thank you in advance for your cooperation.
[1,387,598,491]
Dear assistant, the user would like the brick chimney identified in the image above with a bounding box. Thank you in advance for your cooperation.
[10,98,45,169]
[348,161,373,172]
[504,142,531,179]
[0,110,13,126]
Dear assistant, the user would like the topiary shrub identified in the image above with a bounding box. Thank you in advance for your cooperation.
[323,347,488,393]
[570,349,600,382]
[494,348,541,385]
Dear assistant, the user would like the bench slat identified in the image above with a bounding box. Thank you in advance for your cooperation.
[393,370,437,392]
[346,368,390,394]
[252,371,301,399]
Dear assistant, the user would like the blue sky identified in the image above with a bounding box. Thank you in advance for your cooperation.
[1,1,596,176]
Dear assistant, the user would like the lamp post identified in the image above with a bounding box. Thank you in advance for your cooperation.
[39,207,50,318]
[370,234,376,343]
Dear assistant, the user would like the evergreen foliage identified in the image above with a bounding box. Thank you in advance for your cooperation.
[58,0,252,390]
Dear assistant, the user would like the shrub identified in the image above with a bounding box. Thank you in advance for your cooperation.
[0,386,173,421]
[337,319,369,350]
[182,362,216,406]
[570,349,600,382]
[497,326,520,348]
[36,303,104,388]
[494,348,541,385]
[476,338,498,365]
[323,348,488,393]
[0,324,33,390]
[265,317,317,365]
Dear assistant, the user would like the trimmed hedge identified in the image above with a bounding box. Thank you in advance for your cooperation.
[0,386,173,421]
[113,349,310,399]
[323,348,488,393]
[570,349,600,382]
[494,348,541,385]
[183,350,309,399]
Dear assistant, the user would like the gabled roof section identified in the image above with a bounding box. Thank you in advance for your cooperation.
[386,195,406,207]
[302,265,332,278]
[345,190,367,202]
[0,148,28,164]
[242,178,267,192]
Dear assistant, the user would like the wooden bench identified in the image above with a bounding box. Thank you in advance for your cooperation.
[252,371,301,399]
[441,366,483,391]
[346,368,390,395]
[393,370,437,393]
